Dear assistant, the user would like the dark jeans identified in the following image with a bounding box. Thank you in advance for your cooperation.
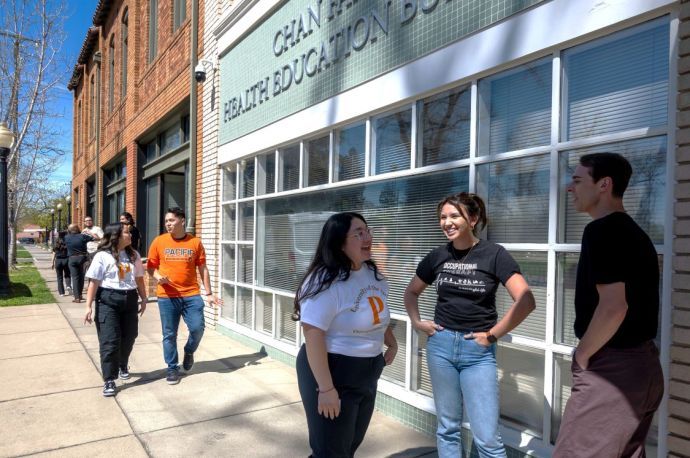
[553,341,664,458]
[296,344,385,458]
[68,255,87,300]
[95,288,139,381]
[54,257,70,295]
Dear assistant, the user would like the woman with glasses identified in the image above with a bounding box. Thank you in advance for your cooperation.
[294,212,398,458]
[404,193,535,458]
[83,223,147,397]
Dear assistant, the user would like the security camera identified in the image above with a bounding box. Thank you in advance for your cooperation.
[194,62,206,83]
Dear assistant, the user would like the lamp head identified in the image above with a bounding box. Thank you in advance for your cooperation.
[57,203,63,210]
[66,195,71,203]
[0,122,14,150]
[50,209,54,214]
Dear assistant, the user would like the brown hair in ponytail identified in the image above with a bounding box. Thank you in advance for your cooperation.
[436,192,488,236]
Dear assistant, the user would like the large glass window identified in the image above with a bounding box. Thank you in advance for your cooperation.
[257,152,276,195]
[279,144,300,191]
[373,109,412,175]
[305,135,329,187]
[559,136,667,244]
[335,123,365,182]
[121,9,128,98]
[420,85,471,166]
[477,154,550,243]
[108,36,115,113]
[563,20,668,140]
[148,0,158,63]
[478,59,552,155]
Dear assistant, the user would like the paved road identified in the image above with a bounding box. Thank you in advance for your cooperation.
[0,245,437,457]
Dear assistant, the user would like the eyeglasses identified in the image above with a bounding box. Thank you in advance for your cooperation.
[347,227,373,241]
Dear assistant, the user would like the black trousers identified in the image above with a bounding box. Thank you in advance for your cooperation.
[54,257,70,295]
[68,255,87,300]
[95,288,139,382]
[296,344,385,458]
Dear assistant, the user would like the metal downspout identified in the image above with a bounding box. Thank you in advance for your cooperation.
[187,0,199,234]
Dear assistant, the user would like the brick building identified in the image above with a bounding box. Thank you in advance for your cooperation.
[68,0,204,254]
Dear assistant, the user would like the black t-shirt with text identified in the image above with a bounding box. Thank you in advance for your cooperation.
[416,240,520,331]
[574,212,659,348]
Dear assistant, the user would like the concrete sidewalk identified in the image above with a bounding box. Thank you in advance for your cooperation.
[0,245,437,457]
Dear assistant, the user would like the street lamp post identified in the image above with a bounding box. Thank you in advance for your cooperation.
[0,122,15,294]
[57,203,63,232]
[50,209,55,248]
[66,195,71,227]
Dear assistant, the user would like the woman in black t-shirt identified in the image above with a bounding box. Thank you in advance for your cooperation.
[119,212,141,253]
[404,192,535,458]
[51,231,71,296]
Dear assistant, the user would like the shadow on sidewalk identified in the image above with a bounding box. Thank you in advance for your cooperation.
[386,446,437,457]
[117,349,267,391]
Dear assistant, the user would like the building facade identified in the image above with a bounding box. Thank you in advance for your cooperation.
[205,0,690,456]
[68,0,202,257]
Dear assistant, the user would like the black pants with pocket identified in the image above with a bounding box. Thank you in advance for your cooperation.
[95,288,139,381]
[68,254,87,300]
[54,257,70,295]
[296,344,385,458]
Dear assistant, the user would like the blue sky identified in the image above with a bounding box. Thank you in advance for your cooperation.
[48,1,97,187]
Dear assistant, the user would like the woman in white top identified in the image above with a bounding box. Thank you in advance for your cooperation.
[294,212,398,458]
[84,223,147,397]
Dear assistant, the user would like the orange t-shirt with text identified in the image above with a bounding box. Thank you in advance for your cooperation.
[147,233,206,298]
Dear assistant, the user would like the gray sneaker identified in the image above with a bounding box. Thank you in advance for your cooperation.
[166,369,180,385]
[103,380,116,397]
[119,367,130,380]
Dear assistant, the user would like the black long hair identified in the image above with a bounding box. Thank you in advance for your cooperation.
[292,212,383,321]
[97,223,137,263]
[53,231,68,253]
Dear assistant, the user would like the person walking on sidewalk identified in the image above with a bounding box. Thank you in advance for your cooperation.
[83,223,147,397]
[294,212,398,458]
[51,231,72,297]
[553,153,663,457]
[65,224,92,303]
[147,207,218,385]
[82,216,103,273]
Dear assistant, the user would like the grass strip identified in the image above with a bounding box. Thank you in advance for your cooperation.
[0,265,56,306]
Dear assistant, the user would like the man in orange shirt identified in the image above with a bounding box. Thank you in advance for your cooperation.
[147,207,219,384]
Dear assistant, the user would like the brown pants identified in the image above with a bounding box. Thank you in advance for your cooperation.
[553,341,663,458]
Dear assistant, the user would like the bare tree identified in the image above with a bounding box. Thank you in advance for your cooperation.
[0,0,68,267]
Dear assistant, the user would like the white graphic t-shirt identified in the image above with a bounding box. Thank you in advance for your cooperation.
[86,250,145,290]
[300,265,389,358]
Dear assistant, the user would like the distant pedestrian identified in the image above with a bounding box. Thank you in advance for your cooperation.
[82,215,103,271]
[65,224,91,303]
[84,223,147,397]
[294,212,398,458]
[146,207,218,385]
[120,211,141,252]
[51,231,72,297]
[553,153,663,457]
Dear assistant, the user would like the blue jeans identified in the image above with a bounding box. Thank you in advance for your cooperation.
[426,328,506,458]
[158,296,205,370]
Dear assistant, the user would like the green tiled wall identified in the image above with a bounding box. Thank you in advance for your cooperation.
[219,0,544,145]
[216,323,536,457]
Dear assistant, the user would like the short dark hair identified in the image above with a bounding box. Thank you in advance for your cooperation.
[165,207,185,219]
[579,153,632,198]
